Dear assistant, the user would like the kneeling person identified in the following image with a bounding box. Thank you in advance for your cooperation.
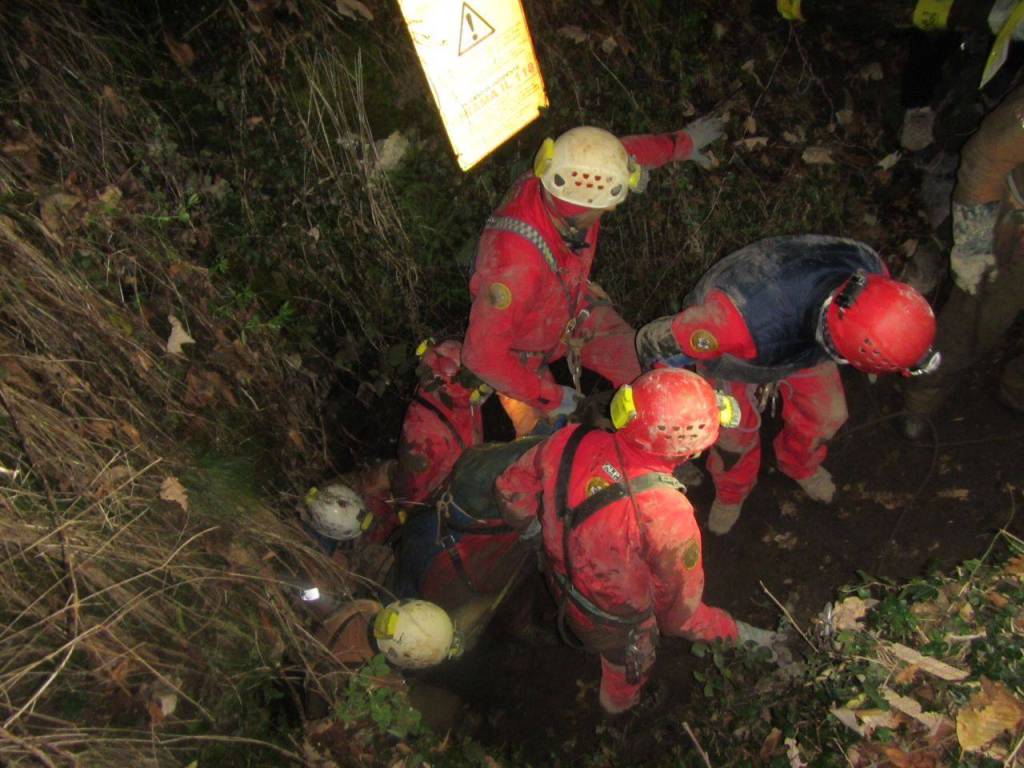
[495,368,739,714]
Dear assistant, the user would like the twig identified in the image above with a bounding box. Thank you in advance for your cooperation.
[0,725,58,768]
[1005,727,1024,766]
[759,581,816,652]
[682,721,712,768]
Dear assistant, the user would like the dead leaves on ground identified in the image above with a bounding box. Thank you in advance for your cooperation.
[160,476,189,512]
[956,678,1024,756]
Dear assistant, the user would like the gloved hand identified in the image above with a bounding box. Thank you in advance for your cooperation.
[736,620,775,648]
[519,518,542,542]
[636,316,688,370]
[550,385,581,418]
[735,620,793,666]
[673,115,725,169]
[949,201,1000,296]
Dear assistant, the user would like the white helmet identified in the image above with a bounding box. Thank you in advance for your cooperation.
[373,599,462,670]
[304,482,370,541]
[535,126,642,209]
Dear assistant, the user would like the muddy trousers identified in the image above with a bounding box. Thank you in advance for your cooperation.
[706,361,849,505]
[906,208,1024,415]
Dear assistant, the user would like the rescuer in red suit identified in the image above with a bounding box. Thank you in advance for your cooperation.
[494,368,750,714]
[462,119,724,436]
[635,236,940,536]
[344,339,490,544]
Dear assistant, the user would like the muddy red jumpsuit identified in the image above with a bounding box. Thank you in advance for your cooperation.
[363,346,485,543]
[495,424,737,713]
[462,132,700,422]
[636,236,888,506]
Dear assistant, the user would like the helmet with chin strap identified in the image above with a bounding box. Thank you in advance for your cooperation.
[416,339,462,383]
[304,482,371,541]
[822,272,938,376]
[534,127,645,210]
[373,599,462,670]
[610,368,734,460]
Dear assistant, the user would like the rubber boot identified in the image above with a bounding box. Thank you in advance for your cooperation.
[708,499,743,535]
[795,467,836,503]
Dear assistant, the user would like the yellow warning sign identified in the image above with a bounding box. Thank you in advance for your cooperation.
[398,0,548,171]
[459,3,494,55]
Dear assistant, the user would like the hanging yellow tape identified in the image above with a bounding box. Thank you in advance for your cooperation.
[777,0,804,22]
[912,0,954,31]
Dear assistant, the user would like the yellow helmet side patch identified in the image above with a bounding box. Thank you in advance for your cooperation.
[534,137,555,177]
[610,384,636,430]
[373,606,400,640]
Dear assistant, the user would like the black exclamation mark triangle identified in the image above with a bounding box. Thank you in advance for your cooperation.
[458,2,494,56]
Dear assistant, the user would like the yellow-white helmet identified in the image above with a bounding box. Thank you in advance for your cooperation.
[304,482,370,541]
[373,599,462,670]
[535,126,643,209]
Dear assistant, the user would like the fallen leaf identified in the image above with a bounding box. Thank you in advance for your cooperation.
[116,421,143,447]
[877,151,902,171]
[335,0,373,20]
[882,686,954,734]
[166,314,195,356]
[744,115,757,134]
[832,596,878,631]
[859,62,884,81]
[374,131,410,174]
[860,708,900,733]
[937,488,970,501]
[831,707,864,735]
[101,85,128,118]
[40,192,83,234]
[160,476,189,512]
[287,429,307,452]
[836,108,854,127]
[734,136,769,151]
[1002,555,1024,578]
[884,642,968,681]
[783,127,805,144]
[785,737,807,768]
[956,678,1024,752]
[901,238,919,258]
[802,146,834,165]
[760,727,783,759]
[600,35,617,54]
[557,25,588,43]
[163,31,195,69]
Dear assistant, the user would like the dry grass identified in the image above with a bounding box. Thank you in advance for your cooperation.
[0,3,389,764]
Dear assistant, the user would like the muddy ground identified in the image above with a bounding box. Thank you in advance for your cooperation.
[414,340,1024,763]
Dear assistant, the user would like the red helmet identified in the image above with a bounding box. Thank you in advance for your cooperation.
[823,273,937,376]
[610,368,720,459]
[417,339,462,383]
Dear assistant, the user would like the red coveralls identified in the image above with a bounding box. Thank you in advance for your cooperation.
[362,376,484,543]
[462,133,697,420]
[495,424,737,712]
[667,293,848,504]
